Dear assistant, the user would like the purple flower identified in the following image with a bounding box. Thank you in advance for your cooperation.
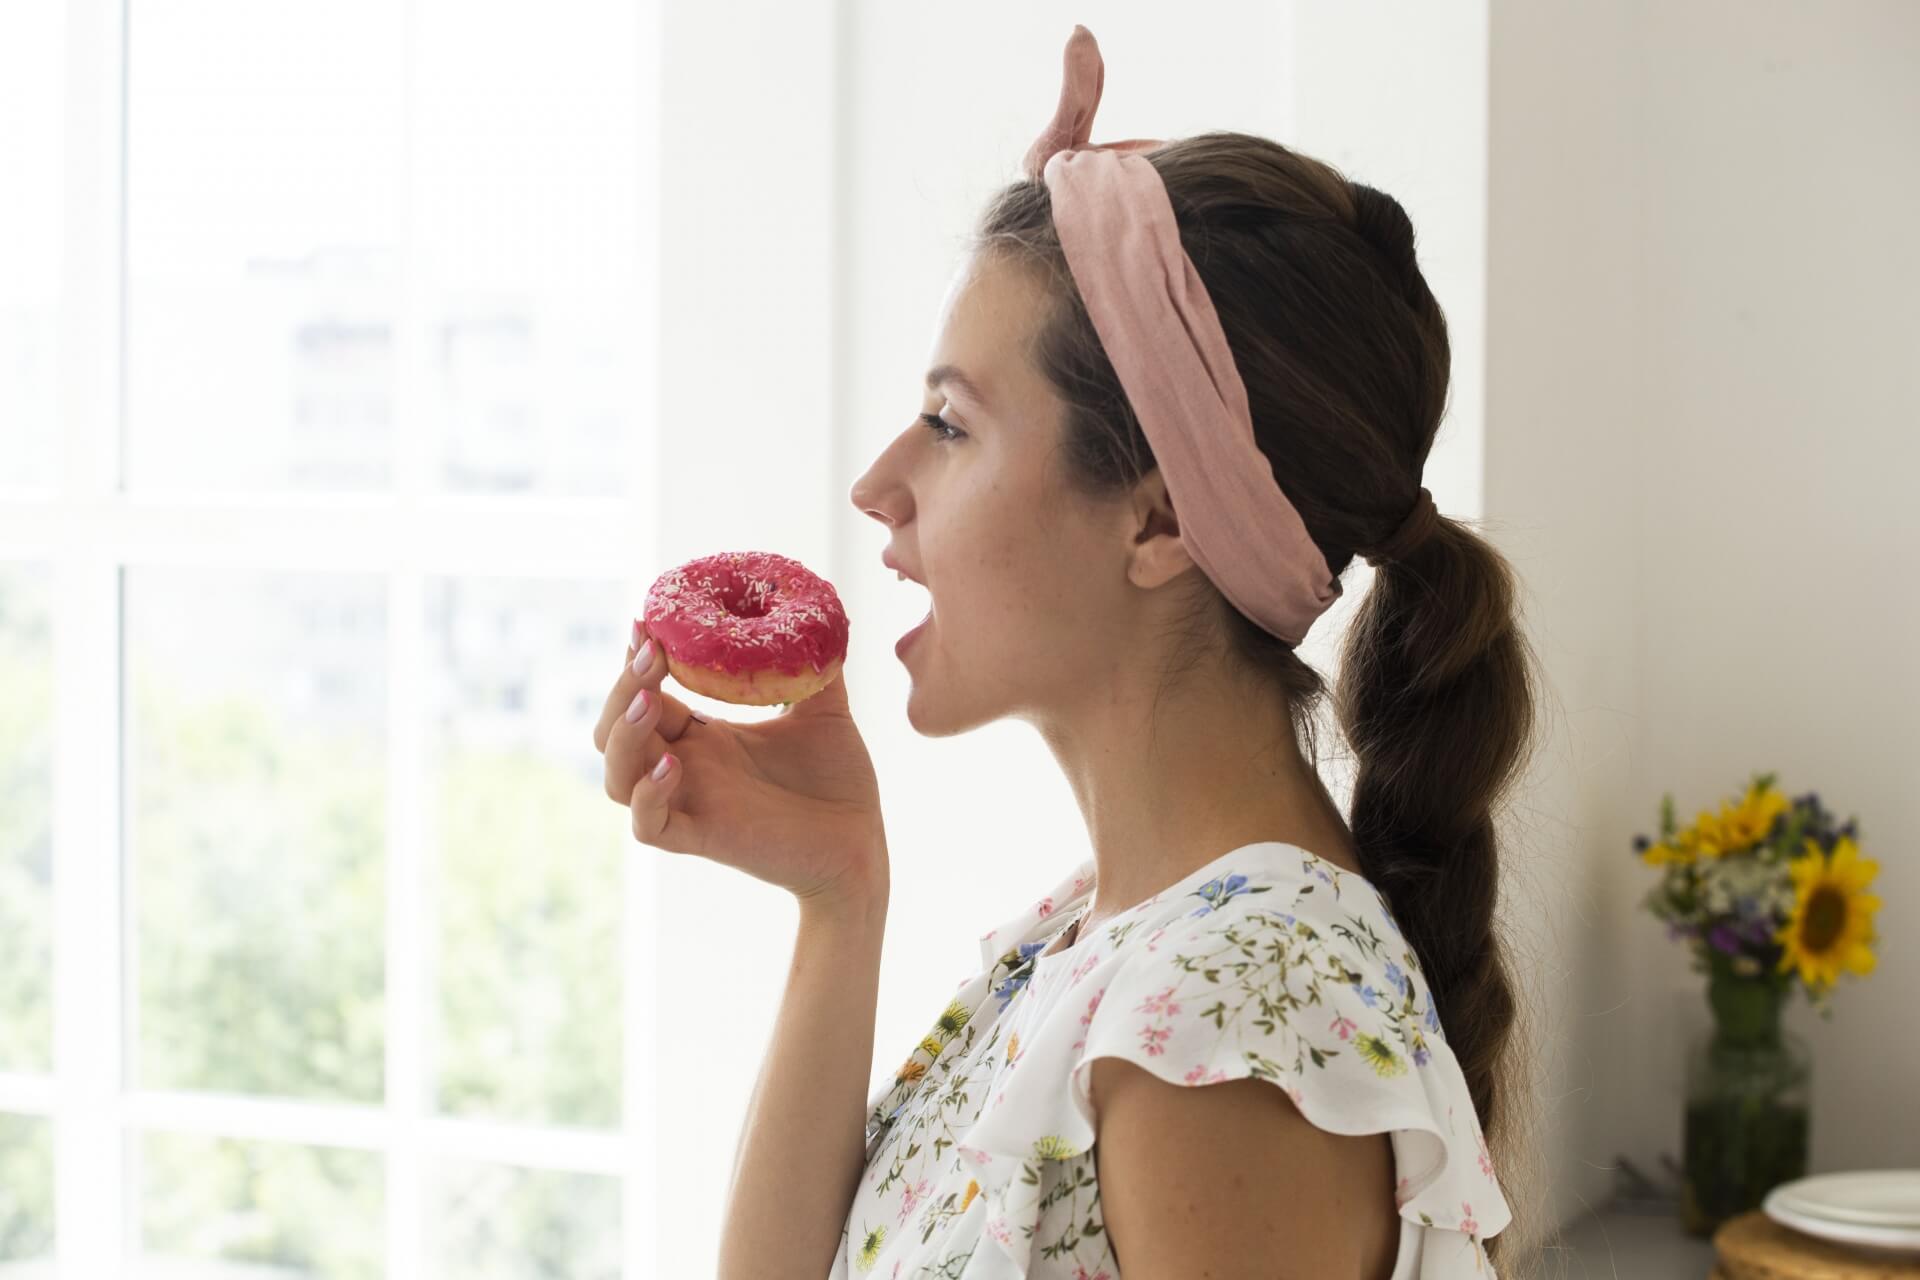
[1708,923,1744,956]
[1666,921,1697,942]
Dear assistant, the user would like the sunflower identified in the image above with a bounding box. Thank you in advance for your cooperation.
[1776,835,1881,991]
[1642,779,1791,866]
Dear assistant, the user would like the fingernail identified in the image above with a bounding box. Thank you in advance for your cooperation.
[652,753,673,780]
[625,687,650,722]
[632,640,653,673]
[632,619,642,648]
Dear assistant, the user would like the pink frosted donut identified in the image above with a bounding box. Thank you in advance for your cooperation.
[642,551,850,707]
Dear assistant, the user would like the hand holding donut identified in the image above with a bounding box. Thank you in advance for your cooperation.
[593,552,887,911]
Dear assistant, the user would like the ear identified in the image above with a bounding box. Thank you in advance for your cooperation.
[1124,468,1197,592]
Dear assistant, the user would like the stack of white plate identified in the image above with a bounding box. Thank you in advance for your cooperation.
[1763,1170,1920,1253]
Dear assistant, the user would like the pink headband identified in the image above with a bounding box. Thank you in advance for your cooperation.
[1023,24,1343,646]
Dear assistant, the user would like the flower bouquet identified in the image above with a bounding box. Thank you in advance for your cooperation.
[1633,771,1881,1235]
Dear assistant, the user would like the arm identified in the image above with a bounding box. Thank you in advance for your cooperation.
[717,874,889,1280]
[1089,1059,1402,1279]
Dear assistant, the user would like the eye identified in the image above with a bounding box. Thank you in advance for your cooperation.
[918,412,964,443]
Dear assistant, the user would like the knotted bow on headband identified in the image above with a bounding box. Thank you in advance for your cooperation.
[1023,24,1343,646]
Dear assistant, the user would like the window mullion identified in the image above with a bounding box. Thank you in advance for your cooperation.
[386,0,429,1270]
[50,0,128,1275]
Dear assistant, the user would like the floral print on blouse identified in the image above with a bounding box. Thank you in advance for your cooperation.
[825,841,1511,1279]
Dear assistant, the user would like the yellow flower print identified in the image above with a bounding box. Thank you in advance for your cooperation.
[1354,1032,1407,1078]
[935,998,972,1039]
[1006,1031,1020,1066]
[918,1033,945,1059]
[961,1179,980,1212]
[855,1221,886,1269]
[895,1057,927,1086]
[1032,1134,1082,1160]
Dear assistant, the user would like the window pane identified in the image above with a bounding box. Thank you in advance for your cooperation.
[0,563,53,1073]
[124,0,405,493]
[427,579,623,1127]
[0,1113,55,1266]
[123,0,642,498]
[137,1130,382,1280]
[129,568,386,1101]
[0,2,62,492]
[432,1159,619,1280]
[414,0,639,496]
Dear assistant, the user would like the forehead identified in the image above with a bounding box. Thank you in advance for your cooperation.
[926,254,1054,415]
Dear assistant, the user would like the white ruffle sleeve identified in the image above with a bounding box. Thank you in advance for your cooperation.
[953,860,1511,1278]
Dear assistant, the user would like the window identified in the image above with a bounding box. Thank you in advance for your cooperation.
[0,2,655,1275]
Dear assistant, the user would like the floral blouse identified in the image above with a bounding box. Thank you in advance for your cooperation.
[825,841,1511,1279]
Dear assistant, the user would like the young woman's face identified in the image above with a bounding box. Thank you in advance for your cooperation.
[849,252,1137,736]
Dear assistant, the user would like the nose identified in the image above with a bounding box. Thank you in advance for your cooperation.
[848,428,910,524]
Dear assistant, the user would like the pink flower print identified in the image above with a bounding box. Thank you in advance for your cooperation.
[1037,896,1057,918]
[1137,1024,1173,1057]
[1073,1267,1113,1280]
[897,1178,930,1225]
[892,1264,902,1280]
[1477,1133,1494,1179]
[1146,924,1168,952]
[1071,950,1100,986]
[1079,987,1105,1030]
[986,1215,1014,1246]
[1330,1013,1358,1041]
[1184,1063,1229,1084]
[1459,1202,1479,1236]
[1136,986,1182,1018]
[1394,1175,1412,1208]
[1285,1083,1304,1110]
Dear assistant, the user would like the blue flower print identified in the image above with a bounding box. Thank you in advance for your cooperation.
[1425,1000,1441,1034]
[1413,1042,1431,1067]
[1185,872,1270,920]
[1385,961,1410,999]
[1358,984,1380,1009]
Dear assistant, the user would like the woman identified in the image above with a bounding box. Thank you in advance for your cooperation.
[595,25,1545,1280]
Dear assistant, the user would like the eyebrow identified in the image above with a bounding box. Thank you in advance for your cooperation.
[925,364,991,412]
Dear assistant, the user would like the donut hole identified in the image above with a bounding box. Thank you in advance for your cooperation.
[719,582,773,619]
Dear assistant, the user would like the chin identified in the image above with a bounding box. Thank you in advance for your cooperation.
[903,679,998,739]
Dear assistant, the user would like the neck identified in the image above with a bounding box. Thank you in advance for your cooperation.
[1035,660,1360,930]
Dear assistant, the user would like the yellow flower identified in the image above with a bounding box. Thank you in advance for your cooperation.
[961,1179,980,1212]
[1354,1032,1407,1078]
[1776,835,1881,991]
[934,999,971,1039]
[1643,780,1790,866]
[1640,839,1695,867]
[856,1222,887,1268]
[1032,1134,1082,1160]
[918,1033,946,1059]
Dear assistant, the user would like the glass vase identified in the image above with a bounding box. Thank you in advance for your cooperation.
[1679,969,1812,1235]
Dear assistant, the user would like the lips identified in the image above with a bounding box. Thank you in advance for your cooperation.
[882,550,925,585]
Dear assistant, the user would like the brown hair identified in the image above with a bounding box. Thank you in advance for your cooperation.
[969,131,1553,1272]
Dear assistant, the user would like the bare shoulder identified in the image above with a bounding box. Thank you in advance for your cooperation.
[1090,1057,1401,1280]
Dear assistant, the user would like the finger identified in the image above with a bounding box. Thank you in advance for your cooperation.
[629,748,692,852]
[604,682,669,804]
[595,621,698,752]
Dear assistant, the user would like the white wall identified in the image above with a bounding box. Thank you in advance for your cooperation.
[1487,0,1920,1236]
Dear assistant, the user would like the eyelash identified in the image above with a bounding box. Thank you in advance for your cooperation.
[918,412,964,443]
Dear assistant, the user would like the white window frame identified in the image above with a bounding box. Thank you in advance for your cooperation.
[0,1,663,1273]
